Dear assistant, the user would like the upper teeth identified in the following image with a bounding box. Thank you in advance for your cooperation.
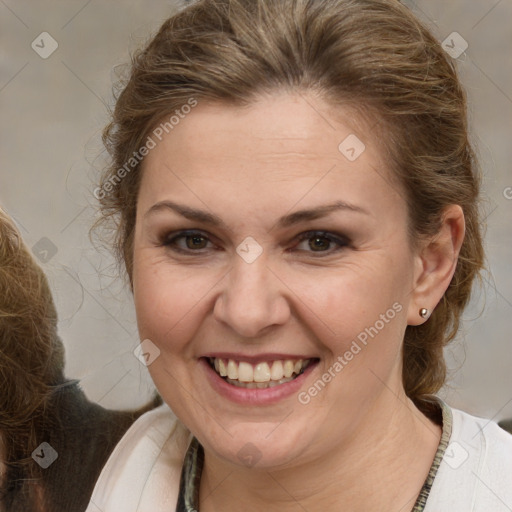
[211,358,309,383]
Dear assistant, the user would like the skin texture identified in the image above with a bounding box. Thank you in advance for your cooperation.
[132,92,465,511]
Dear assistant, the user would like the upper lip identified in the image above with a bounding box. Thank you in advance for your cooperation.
[201,353,317,363]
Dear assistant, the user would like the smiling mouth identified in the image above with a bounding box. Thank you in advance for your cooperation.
[207,357,314,389]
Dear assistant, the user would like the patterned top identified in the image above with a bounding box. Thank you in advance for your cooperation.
[175,396,453,512]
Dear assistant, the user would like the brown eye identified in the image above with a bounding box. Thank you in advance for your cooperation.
[308,235,331,251]
[184,234,208,250]
[162,230,213,253]
[294,231,349,255]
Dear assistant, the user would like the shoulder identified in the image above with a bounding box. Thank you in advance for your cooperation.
[451,406,512,455]
[86,403,191,512]
[425,403,512,511]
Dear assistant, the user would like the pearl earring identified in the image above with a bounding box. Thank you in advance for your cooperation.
[419,308,429,319]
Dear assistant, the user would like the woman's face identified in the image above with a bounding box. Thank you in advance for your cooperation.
[132,92,421,469]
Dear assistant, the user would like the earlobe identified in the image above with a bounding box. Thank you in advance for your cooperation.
[407,205,465,326]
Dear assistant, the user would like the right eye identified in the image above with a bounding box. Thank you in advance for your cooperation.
[161,230,215,254]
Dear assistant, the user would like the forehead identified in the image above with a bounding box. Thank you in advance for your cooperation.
[138,92,402,219]
[146,93,375,165]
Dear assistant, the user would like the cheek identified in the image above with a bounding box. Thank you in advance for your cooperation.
[133,257,187,343]
[132,253,218,350]
[294,257,410,382]
[300,256,408,331]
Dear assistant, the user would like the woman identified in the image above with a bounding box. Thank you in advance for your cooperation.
[88,0,512,510]
[0,208,162,511]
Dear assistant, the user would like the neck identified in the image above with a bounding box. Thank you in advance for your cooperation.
[199,389,442,512]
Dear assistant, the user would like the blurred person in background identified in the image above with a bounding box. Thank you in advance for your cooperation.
[0,207,161,511]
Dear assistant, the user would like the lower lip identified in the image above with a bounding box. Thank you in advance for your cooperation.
[201,358,318,405]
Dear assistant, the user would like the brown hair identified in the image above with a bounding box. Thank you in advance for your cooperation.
[0,208,64,502]
[0,208,162,510]
[97,0,484,404]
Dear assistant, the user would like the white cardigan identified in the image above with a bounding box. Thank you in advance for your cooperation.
[86,402,512,512]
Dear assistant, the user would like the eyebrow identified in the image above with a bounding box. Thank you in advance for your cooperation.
[144,199,369,230]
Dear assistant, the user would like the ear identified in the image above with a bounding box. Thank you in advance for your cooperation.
[407,205,465,326]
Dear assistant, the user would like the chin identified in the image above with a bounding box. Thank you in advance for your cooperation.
[197,420,315,471]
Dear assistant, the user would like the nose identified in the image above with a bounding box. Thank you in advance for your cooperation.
[213,254,290,339]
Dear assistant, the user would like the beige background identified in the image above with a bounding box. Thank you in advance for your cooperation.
[0,0,511,421]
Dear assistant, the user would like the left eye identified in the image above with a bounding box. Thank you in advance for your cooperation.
[293,231,348,255]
